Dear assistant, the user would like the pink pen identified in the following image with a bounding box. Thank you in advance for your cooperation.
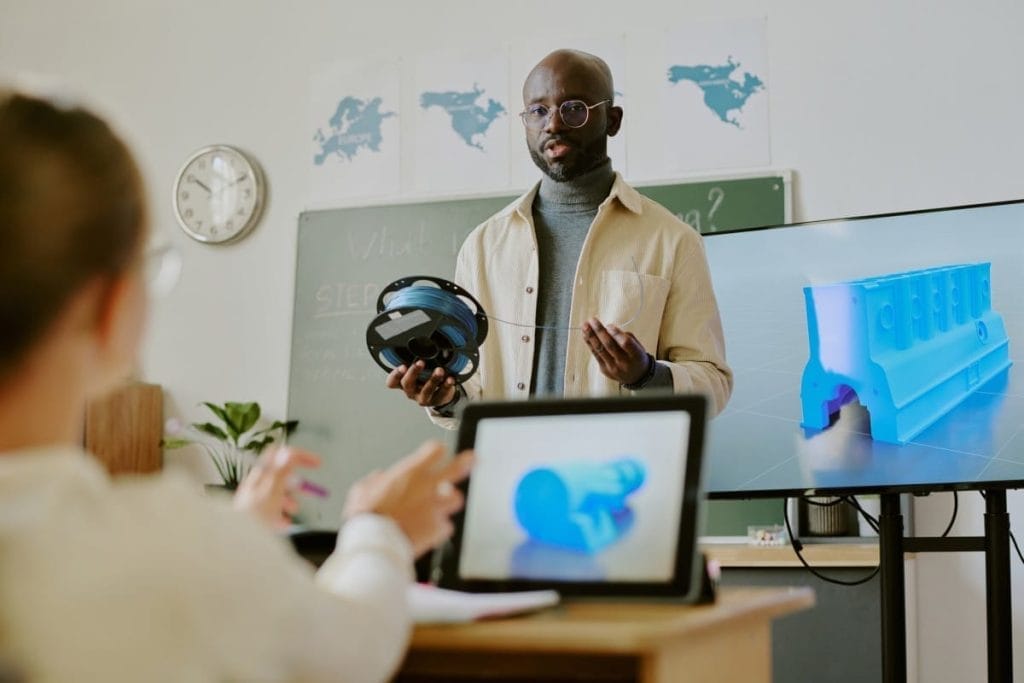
[298,478,329,498]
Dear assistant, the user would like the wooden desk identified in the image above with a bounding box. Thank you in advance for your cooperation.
[396,587,814,683]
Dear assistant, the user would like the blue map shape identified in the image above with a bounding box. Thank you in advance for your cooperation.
[420,84,506,150]
[667,57,764,128]
[313,96,396,164]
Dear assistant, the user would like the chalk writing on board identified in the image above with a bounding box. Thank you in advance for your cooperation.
[677,185,727,234]
[306,367,375,384]
[295,327,375,385]
[314,282,381,319]
[346,223,462,262]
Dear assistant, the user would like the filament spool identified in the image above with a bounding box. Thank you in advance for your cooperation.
[366,276,488,385]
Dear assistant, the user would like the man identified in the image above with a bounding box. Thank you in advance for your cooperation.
[387,49,732,422]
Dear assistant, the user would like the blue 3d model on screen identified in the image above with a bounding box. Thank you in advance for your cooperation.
[800,263,1011,444]
[513,458,646,553]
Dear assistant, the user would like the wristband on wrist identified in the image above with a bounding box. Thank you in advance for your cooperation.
[621,353,657,391]
[430,385,463,416]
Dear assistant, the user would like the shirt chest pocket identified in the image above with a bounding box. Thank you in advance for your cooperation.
[596,270,671,353]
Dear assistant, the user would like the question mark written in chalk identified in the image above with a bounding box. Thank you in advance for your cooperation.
[707,187,725,233]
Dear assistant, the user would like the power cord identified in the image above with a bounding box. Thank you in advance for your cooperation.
[845,495,880,534]
[941,491,958,537]
[783,497,880,586]
[978,491,1024,566]
[1011,532,1024,566]
[787,490,1022,586]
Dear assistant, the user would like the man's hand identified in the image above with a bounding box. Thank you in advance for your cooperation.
[582,317,651,385]
[343,440,474,558]
[233,447,322,530]
[385,361,457,407]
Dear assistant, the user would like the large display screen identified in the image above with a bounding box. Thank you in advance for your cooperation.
[703,200,1024,494]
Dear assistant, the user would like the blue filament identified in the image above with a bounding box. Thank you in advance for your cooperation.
[380,286,479,375]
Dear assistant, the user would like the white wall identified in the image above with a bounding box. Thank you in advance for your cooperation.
[3,1,1024,680]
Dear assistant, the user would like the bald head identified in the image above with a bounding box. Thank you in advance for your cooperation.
[523,50,614,104]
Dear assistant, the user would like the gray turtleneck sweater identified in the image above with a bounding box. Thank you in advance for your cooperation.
[530,160,672,396]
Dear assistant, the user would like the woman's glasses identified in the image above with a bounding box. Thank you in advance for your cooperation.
[519,99,610,130]
[143,244,182,297]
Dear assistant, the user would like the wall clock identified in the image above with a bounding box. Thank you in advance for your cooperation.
[172,145,265,244]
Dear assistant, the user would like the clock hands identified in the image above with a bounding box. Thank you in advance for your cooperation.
[210,167,247,185]
[189,167,250,206]
[209,173,250,198]
[190,178,213,194]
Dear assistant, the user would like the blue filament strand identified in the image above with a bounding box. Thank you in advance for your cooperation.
[380,286,479,374]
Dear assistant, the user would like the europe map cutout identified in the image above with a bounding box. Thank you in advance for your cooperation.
[313,96,396,164]
[419,84,506,150]
[667,57,764,128]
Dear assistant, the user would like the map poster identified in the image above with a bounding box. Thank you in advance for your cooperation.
[412,48,510,195]
[508,34,628,190]
[661,17,770,173]
[309,59,401,205]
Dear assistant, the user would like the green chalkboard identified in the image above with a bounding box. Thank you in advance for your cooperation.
[705,498,785,536]
[638,175,788,234]
[287,174,789,527]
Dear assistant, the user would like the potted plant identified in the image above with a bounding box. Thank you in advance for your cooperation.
[163,401,298,490]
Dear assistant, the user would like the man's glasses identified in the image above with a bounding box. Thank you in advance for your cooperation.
[519,99,610,130]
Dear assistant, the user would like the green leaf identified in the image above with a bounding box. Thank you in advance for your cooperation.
[239,403,261,433]
[225,402,260,438]
[192,422,229,441]
[248,428,272,440]
[160,437,193,449]
[201,402,230,426]
[250,419,300,440]
[243,436,274,454]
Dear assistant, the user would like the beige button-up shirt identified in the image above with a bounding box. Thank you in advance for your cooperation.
[432,173,732,427]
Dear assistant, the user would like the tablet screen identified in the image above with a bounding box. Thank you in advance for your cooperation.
[457,410,691,583]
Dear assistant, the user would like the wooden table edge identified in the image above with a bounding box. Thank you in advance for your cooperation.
[409,586,816,655]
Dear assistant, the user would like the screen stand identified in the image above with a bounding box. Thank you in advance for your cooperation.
[881,489,1014,683]
[983,489,1012,682]
[879,493,906,683]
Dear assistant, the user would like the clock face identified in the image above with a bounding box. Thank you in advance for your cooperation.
[173,145,264,244]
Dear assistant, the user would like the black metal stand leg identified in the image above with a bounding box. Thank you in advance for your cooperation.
[984,489,1012,682]
[879,493,907,683]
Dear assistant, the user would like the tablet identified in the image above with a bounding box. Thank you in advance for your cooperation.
[437,395,708,599]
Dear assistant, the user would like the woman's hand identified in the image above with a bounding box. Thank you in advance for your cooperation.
[233,447,322,530]
[343,440,474,558]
